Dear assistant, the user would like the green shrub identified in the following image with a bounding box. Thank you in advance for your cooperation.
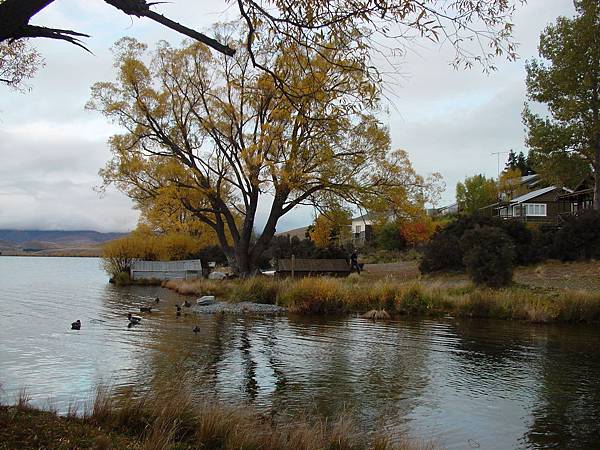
[374,221,407,251]
[419,229,462,273]
[552,210,600,261]
[461,226,515,287]
[420,215,536,273]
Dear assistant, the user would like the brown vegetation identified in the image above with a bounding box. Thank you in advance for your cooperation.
[0,384,427,450]
[164,260,600,324]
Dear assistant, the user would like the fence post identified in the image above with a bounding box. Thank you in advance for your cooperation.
[291,254,295,279]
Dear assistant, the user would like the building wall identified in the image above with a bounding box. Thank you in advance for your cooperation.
[130,259,203,281]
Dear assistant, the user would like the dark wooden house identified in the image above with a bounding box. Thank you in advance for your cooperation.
[484,186,571,224]
[558,178,594,215]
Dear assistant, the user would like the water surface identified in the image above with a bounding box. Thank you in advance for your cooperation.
[1,256,599,449]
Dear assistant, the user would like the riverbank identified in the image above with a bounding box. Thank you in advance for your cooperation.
[0,387,423,450]
[163,260,600,324]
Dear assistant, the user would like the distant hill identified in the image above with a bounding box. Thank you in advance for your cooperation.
[0,230,126,245]
[0,230,127,256]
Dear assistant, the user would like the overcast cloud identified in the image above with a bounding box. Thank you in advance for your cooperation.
[0,0,574,233]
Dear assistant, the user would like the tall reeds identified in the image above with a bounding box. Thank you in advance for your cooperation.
[164,275,600,324]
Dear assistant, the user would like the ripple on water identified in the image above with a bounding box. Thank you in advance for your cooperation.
[2,257,600,449]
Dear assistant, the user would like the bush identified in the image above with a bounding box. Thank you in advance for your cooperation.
[461,226,515,287]
[501,220,537,265]
[399,216,436,247]
[552,210,600,261]
[420,214,536,273]
[419,229,462,273]
[374,221,406,251]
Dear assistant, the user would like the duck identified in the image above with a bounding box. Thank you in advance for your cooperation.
[193,325,200,333]
[71,320,81,330]
[127,313,142,324]
[183,300,191,308]
[140,306,152,313]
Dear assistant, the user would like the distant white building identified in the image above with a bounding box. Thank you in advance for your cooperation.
[350,213,373,247]
[427,203,458,217]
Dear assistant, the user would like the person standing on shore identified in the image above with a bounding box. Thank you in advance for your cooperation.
[350,250,361,274]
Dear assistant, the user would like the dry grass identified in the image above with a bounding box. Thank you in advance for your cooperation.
[0,382,425,450]
[162,260,600,324]
[362,309,391,320]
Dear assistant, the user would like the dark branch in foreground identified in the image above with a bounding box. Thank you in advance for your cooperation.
[0,0,236,56]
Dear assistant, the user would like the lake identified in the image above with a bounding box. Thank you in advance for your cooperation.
[1,256,599,449]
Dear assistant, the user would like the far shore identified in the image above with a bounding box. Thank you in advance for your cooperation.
[161,260,600,325]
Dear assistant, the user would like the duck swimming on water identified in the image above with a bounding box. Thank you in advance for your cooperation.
[183,300,191,307]
[140,306,152,313]
[193,325,200,333]
[71,320,81,330]
[127,313,142,324]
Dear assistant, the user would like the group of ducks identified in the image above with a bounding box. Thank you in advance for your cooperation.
[71,296,200,332]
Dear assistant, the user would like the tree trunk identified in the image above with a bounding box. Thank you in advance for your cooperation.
[595,162,600,210]
[594,143,600,210]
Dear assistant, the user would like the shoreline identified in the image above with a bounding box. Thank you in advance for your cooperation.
[161,261,600,325]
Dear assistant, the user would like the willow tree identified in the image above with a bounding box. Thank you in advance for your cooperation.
[89,33,440,275]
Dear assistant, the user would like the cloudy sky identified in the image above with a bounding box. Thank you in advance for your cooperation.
[0,0,574,233]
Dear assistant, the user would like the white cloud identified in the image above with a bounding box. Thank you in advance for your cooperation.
[0,0,576,231]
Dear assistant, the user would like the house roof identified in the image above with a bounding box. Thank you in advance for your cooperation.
[351,213,372,222]
[509,186,559,204]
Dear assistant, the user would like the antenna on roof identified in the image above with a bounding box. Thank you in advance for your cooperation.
[491,151,509,180]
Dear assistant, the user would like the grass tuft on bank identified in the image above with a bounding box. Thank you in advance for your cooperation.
[0,384,427,450]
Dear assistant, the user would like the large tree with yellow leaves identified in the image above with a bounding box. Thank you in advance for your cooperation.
[89,31,441,275]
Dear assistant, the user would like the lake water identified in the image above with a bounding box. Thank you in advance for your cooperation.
[1,256,599,449]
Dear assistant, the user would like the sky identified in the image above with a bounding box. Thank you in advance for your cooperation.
[0,0,575,233]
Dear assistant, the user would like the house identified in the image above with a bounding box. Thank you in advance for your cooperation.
[427,203,459,217]
[350,213,373,247]
[274,226,309,240]
[558,178,595,215]
[276,258,350,278]
[494,186,571,223]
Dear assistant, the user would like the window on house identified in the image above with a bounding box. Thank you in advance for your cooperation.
[355,225,362,234]
[523,203,547,216]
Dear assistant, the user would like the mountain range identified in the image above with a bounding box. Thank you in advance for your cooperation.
[0,229,127,256]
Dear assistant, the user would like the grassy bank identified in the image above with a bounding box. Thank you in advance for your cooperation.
[0,387,426,450]
[164,264,600,324]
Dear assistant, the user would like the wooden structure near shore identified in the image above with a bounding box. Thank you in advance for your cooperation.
[130,259,202,281]
[276,257,351,278]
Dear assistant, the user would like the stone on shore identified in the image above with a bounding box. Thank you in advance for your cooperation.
[208,271,227,280]
[197,295,216,306]
[191,301,286,316]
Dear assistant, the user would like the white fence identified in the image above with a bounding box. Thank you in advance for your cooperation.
[130,259,202,281]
